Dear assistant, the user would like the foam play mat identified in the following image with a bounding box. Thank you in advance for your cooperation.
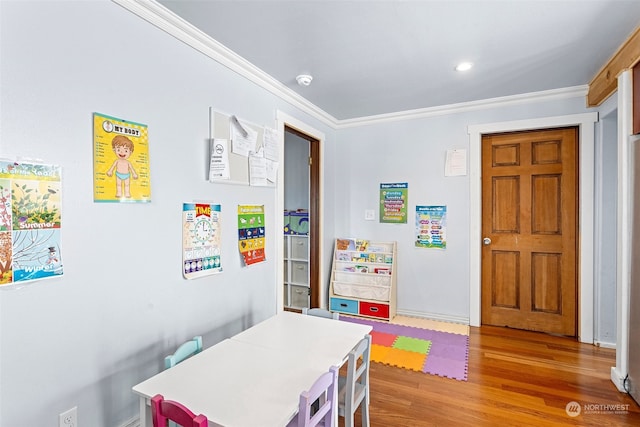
[341,316,469,381]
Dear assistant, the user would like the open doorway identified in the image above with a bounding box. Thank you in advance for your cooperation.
[280,119,322,311]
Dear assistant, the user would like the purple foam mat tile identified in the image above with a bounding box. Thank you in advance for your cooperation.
[426,342,469,361]
[423,355,468,381]
[428,333,469,349]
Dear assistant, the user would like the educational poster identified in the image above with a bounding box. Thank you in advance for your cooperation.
[182,203,222,279]
[237,205,265,266]
[380,182,408,224]
[415,205,447,249]
[93,112,151,203]
[0,161,63,285]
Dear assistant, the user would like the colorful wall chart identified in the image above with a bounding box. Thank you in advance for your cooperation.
[93,112,151,203]
[415,205,447,249]
[380,182,408,224]
[182,203,222,279]
[237,205,265,266]
[0,161,63,285]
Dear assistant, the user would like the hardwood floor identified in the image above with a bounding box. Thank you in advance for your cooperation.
[342,325,640,426]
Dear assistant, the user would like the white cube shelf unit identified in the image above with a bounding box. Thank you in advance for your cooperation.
[284,234,309,309]
[329,238,397,321]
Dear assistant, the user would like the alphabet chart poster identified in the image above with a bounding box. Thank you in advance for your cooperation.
[93,112,151,203]
[0,161,63,285]
[182,203,222,279]
[237,205,265,266]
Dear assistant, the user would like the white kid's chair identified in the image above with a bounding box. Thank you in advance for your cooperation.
[337,334,371,427]
[302,307,340,320]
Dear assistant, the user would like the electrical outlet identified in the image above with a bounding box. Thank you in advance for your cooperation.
[59,406,77,427]
[364,209,375,220]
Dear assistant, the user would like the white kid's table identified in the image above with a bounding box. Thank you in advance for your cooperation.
[132,311,372,426]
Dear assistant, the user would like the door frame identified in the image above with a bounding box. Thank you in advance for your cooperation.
[276,111,325,312]
[468,112,598,343]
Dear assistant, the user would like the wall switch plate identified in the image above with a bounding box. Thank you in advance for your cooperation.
[365,209,375,221]
[59,406,77,427]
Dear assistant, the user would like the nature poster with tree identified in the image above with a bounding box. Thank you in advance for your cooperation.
[0,161,63,285]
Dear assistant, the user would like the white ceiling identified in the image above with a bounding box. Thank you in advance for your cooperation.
[156,0,640,121]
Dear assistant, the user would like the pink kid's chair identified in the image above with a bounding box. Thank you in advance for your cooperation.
[151,394,207,427]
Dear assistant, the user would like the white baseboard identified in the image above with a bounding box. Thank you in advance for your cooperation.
[396,309,469,325]
[594,340,616,349]
[611,366,627,392]
[118,417,140,427]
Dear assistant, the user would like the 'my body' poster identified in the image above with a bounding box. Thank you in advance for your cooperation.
[93,112,151,203]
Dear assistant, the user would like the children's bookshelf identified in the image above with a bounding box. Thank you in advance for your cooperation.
[329,238,397,321]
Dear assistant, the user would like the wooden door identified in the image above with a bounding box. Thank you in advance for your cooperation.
[481,127,578,336]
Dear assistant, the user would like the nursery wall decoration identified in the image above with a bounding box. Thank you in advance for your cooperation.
[93,112,151,203]
[380,182,408,224]
[0,161,63,285]
[415,205,447,249]
[237,205,265,266]
[182,202,222,279]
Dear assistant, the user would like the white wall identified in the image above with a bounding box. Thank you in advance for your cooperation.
[0,1,335,426]
[594,93,619,347]
[284,132,310,211]
[334,96,597,322]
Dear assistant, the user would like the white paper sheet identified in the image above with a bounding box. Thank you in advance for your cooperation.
[266,158,278,183]
[231,120,258,157]
[263,127,279,161]
[445,149,467,176]
[249,151,268,186]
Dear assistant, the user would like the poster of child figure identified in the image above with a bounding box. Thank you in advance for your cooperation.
[93,112,151,203]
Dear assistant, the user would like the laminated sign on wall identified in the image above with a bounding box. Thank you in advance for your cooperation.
[237,205,265,266]
[93,112,151,203]
[0,161,63,285]
[182,202,222,279]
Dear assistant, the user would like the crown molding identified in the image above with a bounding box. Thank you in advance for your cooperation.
[336,85,589,128]
[112,0,340,127]
[113,0,589,130]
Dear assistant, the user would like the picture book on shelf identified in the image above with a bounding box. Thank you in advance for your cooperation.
[336,238,369,251]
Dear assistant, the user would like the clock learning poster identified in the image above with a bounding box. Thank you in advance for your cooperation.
[182,203,222,279]
[93,112,151,203]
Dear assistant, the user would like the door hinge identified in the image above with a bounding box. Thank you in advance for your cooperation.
[308,156,312,166]
[308,287,311,296]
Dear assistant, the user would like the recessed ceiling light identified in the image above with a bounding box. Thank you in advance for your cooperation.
[455,62,473,72]
[296,74,313,86]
